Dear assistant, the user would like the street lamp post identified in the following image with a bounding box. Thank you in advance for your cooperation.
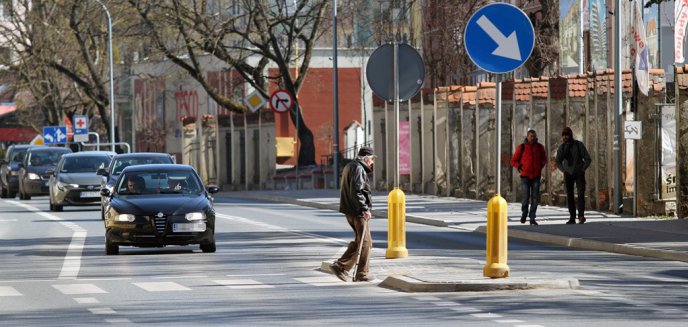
[95,0,116,152]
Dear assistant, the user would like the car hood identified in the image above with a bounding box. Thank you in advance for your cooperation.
[59,173,104,185]
[111,194,209,216]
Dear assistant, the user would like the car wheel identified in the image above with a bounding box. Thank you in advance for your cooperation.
[200,242,216,253]
[105,237,119,255]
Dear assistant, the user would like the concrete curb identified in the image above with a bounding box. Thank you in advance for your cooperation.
[474,226,688,263]
[378,275,580,293]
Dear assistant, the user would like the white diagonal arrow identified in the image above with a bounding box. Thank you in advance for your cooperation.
[476,15,521,61]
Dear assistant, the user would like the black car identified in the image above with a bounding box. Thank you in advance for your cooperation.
[48,151,116,211]
[97,152,175,219]
[0,145,39,198]
[18,147,72,200]
[101,164,219,255]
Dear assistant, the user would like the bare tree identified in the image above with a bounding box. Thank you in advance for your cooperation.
[127,0,328,166]
[0,0,140,144]
[523,0,559,78]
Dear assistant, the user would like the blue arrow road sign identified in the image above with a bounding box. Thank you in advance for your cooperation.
[43,126,68,144]
[464,3,535,74]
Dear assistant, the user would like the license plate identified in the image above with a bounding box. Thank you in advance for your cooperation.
[80,191,100,198]
[173,222,206,232]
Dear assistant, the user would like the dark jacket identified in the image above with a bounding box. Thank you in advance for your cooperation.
[556,139,592,175]
[339,158,372,216]
[511,138,547,180]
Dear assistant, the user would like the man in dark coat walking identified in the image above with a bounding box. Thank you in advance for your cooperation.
[511,129,547,225]
[556,127,592,224]
[330,146,375,282]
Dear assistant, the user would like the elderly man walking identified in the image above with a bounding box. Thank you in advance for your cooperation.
[330,146,375,282]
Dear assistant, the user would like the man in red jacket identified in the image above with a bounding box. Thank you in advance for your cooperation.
[511,129,548,225]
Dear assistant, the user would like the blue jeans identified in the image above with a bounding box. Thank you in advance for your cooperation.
[520,177,541,220]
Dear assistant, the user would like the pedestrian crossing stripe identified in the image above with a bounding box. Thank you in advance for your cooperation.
[53,284,107,295]
[133,282,191,292]
[214,279,274,289]
[0,286,22,296]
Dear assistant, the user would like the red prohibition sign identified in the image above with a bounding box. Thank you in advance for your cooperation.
[269,89,294,113]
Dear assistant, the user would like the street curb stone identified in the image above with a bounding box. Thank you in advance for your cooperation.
[378,275,580,293]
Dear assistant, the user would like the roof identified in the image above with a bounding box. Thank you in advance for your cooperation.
[27,147,72,154]
[112,152,173,159]
[121,164,193,173]
[8,144,40,151]
[61,151,117,158]
[0,127,37,142]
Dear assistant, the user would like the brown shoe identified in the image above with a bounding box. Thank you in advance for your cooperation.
[330,263,348,282]
[578,216,586,224]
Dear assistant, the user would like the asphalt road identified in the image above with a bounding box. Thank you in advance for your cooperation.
[1,196,687,326]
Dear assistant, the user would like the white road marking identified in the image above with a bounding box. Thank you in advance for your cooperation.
[53,284,107,295]
[294,276,348,286]
[495,320,524,324]
[216,213,346,245]
[133,282,191,292]
[105,318,132,324]
[9,200,86,280]
[151,275,208,279]
[0,286,22,296]
[225,274,284,277]
[89,307,116,315]
[214,279,274,289]
[412,296,442,301]
[471,313,502,318]
[433,301,461,306]
[450,307,481,313]
[0,219,18,222]
[73,297,100,304]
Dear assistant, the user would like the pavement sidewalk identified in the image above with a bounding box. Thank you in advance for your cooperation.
[216,189,688,291]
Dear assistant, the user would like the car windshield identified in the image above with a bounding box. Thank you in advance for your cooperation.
[60,156,111,173]
[28,151,66,167]
[11,149,28,162]
[116,170,202,195]
[111,156,173,175]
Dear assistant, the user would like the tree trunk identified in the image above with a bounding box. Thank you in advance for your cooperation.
[290,102,316,166]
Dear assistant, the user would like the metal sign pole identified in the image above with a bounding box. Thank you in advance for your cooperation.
[394,41,400,188]
[496,74,502,195]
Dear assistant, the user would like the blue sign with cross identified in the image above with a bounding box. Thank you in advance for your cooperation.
[73,115,89,142]
[43,126,68,144]
[464,3,535,74]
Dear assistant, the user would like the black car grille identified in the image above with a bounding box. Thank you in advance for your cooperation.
[154,216,167,234]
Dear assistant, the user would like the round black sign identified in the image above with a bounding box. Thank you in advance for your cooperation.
[366,43,425,101]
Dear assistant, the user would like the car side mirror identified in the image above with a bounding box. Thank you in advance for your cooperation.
[46,170,55,176]
[206,185,220,194]
[97,168,109,176]
[100,188,111,197]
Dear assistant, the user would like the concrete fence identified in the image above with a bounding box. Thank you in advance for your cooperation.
[373,69,675,217]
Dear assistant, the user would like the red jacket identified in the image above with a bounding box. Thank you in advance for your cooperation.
[511,141,547,179]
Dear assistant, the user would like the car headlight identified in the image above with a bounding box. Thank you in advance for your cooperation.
[116,214,135,222]
[57,181,79,190]
[185,212,205,221]
[27,173,41,180]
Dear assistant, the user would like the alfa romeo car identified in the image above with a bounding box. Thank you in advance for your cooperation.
[101,164,219,255]
[48,151,116,211]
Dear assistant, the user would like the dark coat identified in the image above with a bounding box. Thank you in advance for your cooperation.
[556,139,592,175]
[339,158,372,216]
[511,139,547,179]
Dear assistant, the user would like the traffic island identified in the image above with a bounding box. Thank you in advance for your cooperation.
[379,274,580,293]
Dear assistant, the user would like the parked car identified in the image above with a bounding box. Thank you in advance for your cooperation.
[101,164,219,255]
[18,147,72,200]
[0,145,39,198]
[97,152,175,219]
[48,151,116,211]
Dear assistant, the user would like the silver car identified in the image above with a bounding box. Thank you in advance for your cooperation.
[48,151,116,211]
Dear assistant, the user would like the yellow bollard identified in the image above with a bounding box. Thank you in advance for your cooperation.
[386,187,408,258]
[483,194,510,278]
